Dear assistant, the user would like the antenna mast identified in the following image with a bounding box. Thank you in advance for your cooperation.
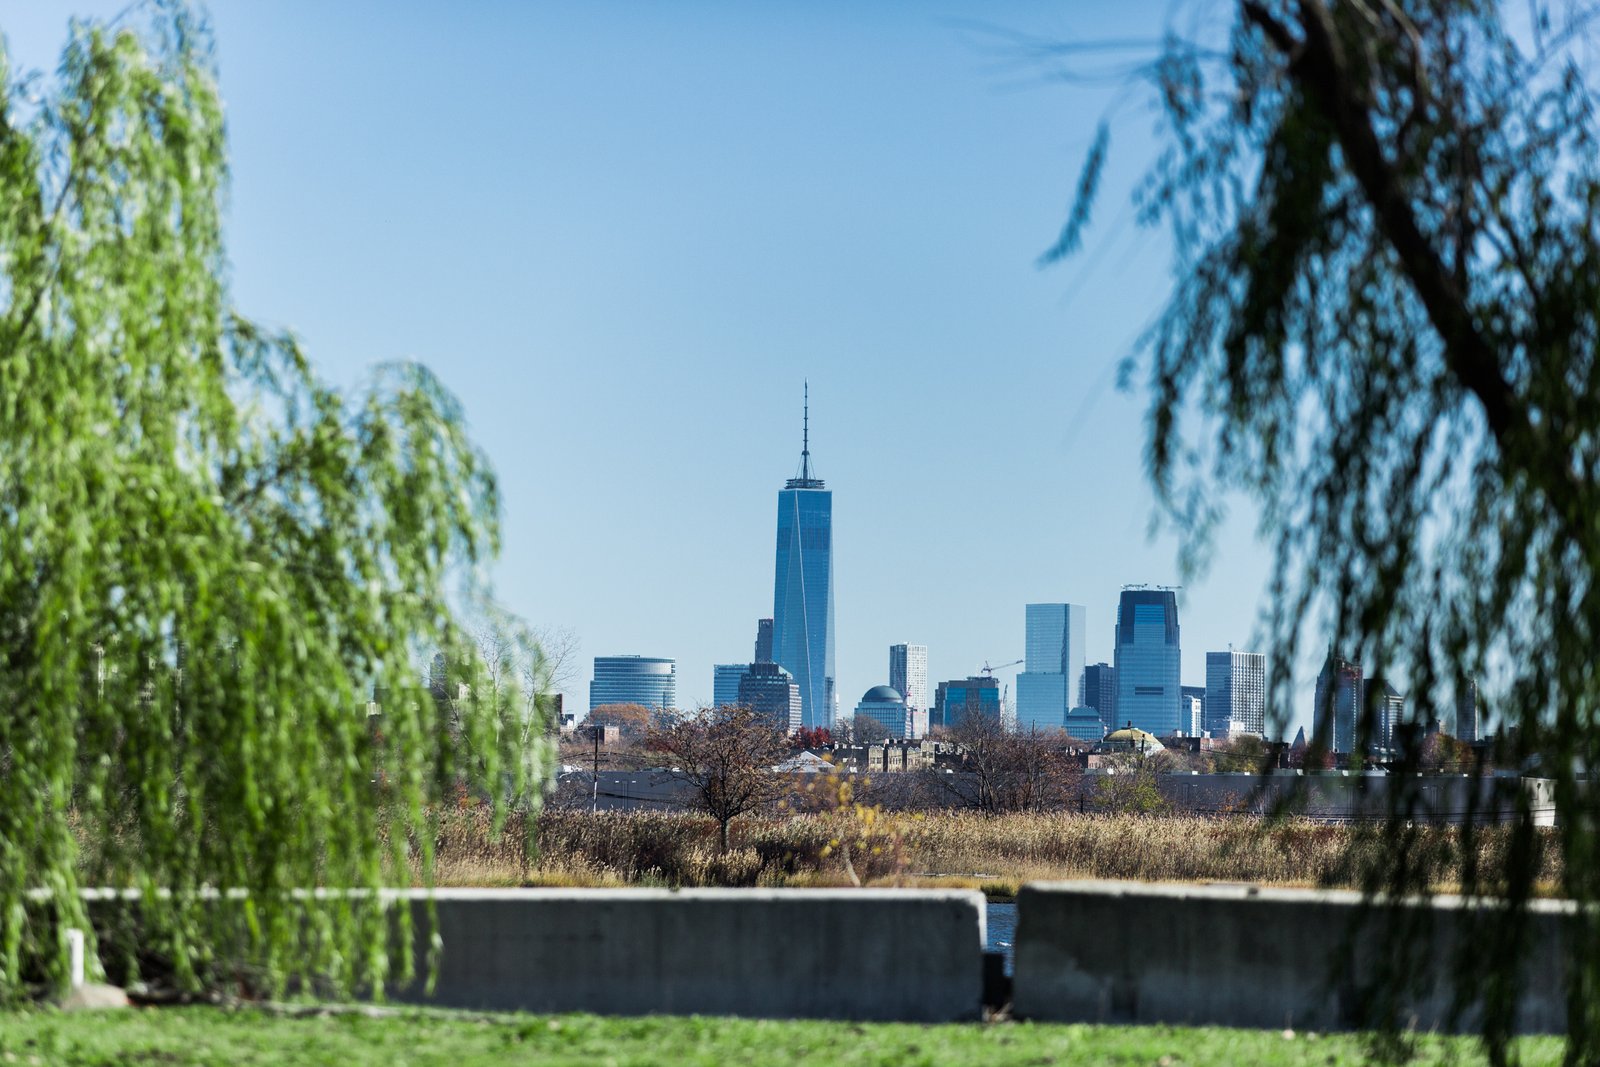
[801,380,810,482]
[785,381,825,490]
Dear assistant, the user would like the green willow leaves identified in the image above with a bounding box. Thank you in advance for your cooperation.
[1053,0,1600,1060]
[0,6,551,997]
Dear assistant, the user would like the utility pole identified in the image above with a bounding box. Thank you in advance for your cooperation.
[591,723,601,813]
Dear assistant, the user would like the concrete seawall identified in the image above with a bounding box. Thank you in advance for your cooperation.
[1013,880,1572,1033]
[76,881,1574,1031]
[391,888,987,1021]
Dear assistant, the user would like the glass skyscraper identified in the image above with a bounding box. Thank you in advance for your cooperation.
[1456,678,1480,743]
[713,663,746,708]
[588,655,677,712]
[933,676,1001,731]
[772,386,836,730]
[737,661,803,734]
[1016,603,1085,732]
[1313,649,1363,754]
[1113,589,1181,735]
[1083,662,1117,733]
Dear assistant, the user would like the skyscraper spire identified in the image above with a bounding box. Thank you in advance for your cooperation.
[786,381,824,489]
[801,380,811,482]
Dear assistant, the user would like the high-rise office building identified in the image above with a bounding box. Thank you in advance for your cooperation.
[1016,603,1086,732]
[1083,662,1117,733]
[772,385,836,731]
[713,663,747,708]
[889,644,928,716]
[933,676,1001,731]
[589,655,677,712]
[737,661,802,734]
[1313,649,1363,754]
[1456,678,1480,743]
[1113,589,1181,735]
[755,618,774,663]
[853,686,910,740]
[1204,650,1267,737]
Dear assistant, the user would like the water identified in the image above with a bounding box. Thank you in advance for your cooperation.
[986,901,1016,974]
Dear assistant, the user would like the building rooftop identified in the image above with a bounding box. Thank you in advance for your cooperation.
[860,685,905,704]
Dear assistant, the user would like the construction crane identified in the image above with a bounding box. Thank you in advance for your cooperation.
[979,659,1023,677]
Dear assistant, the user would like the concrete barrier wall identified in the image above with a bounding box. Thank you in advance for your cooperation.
[1013,880,1572,1033]
[391,888,986,1021]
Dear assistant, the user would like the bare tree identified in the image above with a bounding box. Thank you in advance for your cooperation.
[848,714,894,745]
[525,625,581,712]
[647,705,792,852]
[934,716,1084,814]
[1007,727,1087,813]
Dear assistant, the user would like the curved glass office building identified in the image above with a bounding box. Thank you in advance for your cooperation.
[772,388,836,730]
[589,655,677,712]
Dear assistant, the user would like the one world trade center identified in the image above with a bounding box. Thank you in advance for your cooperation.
[772,384,836,731]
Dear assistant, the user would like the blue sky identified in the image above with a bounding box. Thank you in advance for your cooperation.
[7,1,1297,730]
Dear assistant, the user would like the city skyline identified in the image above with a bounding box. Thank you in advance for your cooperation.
[3,2,1298,733]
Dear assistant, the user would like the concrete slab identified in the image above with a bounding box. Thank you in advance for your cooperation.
[392,888,987,1021]
[1013,880,1573,1033]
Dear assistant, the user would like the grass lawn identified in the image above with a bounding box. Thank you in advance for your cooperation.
[0,1007,1565,1066]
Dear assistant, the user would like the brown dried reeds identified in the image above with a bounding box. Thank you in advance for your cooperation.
[414,809,1562,894]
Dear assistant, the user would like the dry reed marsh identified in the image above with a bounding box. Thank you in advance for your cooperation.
[423,809,1561,896]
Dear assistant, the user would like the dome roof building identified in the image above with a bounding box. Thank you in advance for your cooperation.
[853,685,910,740]
[1100,726,1166,755]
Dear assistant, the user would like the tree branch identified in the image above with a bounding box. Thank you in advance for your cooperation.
[1244,0,1578,511]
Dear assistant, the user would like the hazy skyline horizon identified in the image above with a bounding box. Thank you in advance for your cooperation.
[10,1,1318,735]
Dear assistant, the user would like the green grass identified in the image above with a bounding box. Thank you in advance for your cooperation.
[0,1007,1565,1066]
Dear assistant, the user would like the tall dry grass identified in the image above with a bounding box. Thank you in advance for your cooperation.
[418,808,1562,895]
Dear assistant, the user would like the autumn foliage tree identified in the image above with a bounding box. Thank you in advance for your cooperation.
[587,703,657,741]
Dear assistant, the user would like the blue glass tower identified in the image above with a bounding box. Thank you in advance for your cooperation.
[1016,602,1086,732]
[773,385,836,730]
[1113,588,1181,735]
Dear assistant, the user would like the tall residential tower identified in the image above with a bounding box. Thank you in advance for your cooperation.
[772,385,836,730]
[1204,650,1266,737]
[889,644,928,715]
